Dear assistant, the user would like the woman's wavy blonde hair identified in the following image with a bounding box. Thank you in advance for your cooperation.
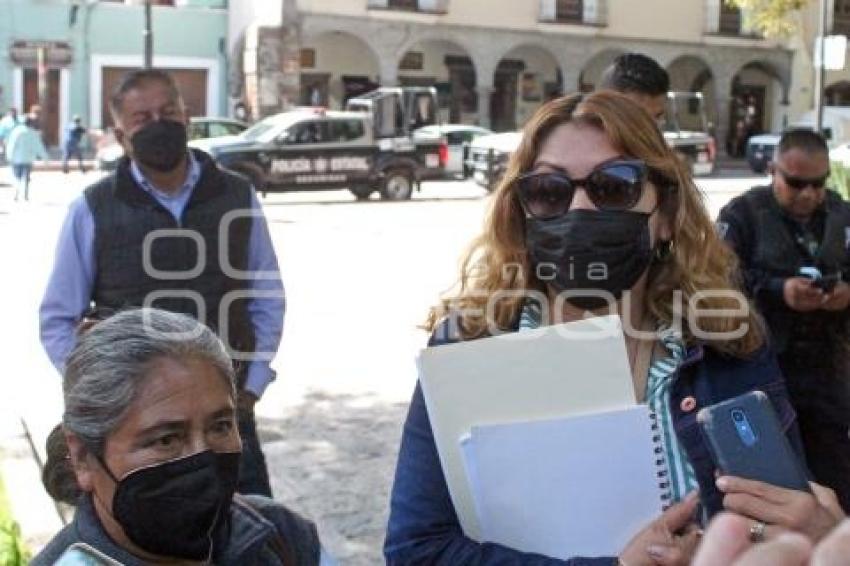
[427,91,764,357]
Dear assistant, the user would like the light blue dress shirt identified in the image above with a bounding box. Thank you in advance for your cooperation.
[39,153,285,398]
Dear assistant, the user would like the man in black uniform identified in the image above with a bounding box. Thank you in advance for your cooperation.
[718,128,850,509]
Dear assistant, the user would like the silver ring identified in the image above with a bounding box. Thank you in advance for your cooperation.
[749,520,767,543]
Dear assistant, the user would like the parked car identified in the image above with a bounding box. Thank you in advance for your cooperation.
[745,107,850,173]
[96,116,248,170]
[662,92,716,177]
[188,117,248,140]
[467,131,523,192]
[746,133,779,174]
[413,124,492,179]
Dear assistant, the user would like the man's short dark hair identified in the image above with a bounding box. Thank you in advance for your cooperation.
[777,128,828,157]
[109,69,182,117]
[599,52,670,97]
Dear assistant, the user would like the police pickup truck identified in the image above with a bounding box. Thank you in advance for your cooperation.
[468,91,716,192]
[193,87,445,201]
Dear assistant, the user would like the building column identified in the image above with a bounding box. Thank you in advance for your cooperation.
[379,57,399,87]
[714,73,735,158]
[476,85,494,128]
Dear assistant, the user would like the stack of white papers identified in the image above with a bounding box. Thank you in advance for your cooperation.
[418,315,668,557]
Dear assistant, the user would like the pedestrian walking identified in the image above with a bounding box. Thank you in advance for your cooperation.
[62,115,87,173]
[39,69,285,497]
[0,107,20,163]
[6,115,48,201]
[718,128,850,510]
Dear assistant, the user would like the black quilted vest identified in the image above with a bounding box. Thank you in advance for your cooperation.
[84,150,256,382]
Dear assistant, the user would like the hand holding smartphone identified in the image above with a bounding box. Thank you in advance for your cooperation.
[697,391,810,493]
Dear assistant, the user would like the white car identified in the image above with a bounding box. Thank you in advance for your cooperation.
[467,131,523,192]
[413,124,492,179]
[830,141,850,167]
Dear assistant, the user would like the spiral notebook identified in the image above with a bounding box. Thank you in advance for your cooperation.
[460,405,670,559]
[418,315,636,539]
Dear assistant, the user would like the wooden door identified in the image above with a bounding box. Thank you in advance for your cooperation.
[23,68,60,146]
[491,71,518,132]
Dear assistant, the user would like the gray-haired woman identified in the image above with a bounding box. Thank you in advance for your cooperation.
[33,308,325,566]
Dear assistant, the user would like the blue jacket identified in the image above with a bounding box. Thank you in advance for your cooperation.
[384,318,803,565]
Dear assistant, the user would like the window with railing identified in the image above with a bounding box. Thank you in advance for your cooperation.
[539,0,606,26]
[556,0,583,23]
[719,2,742,34]
[835,0,850,35]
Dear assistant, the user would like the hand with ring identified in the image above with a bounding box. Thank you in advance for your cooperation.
[693,512,850,566]
[749,520,767,543]
[716,476,846,542]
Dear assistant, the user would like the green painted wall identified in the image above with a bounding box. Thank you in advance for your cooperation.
[0,0,228,130]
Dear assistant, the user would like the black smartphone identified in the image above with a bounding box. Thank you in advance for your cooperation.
[697,391,810,493]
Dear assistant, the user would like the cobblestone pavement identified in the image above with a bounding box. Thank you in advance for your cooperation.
[262,392,408,565]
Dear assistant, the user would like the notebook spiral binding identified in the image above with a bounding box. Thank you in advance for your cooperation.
[649,411,673,510]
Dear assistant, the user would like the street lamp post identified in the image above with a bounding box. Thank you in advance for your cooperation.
[815,0,827,132]
[143,0,153,69]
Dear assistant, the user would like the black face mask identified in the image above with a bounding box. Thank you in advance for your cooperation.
[525,209,655,310]
[102,450,240,561]
[129,119,188,172]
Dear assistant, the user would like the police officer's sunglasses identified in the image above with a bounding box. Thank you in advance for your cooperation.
[515,159,649,220]
[777,168,829,191]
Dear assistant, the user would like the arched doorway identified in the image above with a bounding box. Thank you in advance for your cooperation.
[300,31,381,109]
[579,49,625,92]
[491,44,562,131]
[667,55,717,130]
[727,61,786,157]
[396,39,477,124]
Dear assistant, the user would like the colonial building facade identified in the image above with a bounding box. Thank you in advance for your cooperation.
[229,0,804,155]
[0,0,227,145]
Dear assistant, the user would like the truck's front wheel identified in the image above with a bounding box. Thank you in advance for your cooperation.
[380,170,414,201]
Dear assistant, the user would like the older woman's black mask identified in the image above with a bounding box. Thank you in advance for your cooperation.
[102,450,240,560]
[526,209,655,310]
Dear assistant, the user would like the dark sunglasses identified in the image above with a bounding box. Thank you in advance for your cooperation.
[778,168,829,191]
[515,159,648,219]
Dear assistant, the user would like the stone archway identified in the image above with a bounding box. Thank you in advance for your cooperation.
[489,43,563,131]
[395,39,478,124]
[300,30,382,109]
[667,55,717,130]
[726,59,788,157]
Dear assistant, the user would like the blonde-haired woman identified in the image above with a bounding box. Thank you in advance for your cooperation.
[385,92,844,566]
